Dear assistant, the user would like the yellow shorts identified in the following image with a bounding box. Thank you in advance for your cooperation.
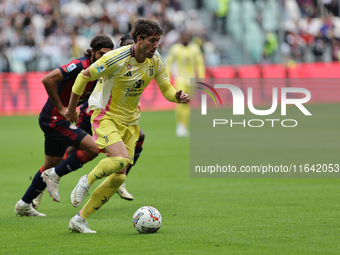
[91,109,139,163]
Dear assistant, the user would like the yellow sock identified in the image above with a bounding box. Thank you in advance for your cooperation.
[176,103,190,127]
[80,173,126,219]
[87,157,129,185]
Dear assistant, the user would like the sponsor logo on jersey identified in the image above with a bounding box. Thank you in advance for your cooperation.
[126,88,142,97]
[69,124,77,130]
[134,79,144,88]
[125,79,144,97]
[66,63,77,73]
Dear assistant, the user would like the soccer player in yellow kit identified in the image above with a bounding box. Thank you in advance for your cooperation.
[65,18,189,233]
[167,32,205,137]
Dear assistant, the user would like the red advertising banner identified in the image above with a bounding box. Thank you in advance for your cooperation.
[0,72,49,115]
[1,62,340,115]
[0,73,176,115]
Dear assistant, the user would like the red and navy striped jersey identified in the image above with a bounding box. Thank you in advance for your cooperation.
[40,56,97,120]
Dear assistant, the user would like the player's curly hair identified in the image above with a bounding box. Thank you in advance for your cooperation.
[119,34,133,47]
[130,18,163,43]
[84,35,114,57]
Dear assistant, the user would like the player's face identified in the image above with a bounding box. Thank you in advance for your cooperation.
[139,34,161,59]
[182,34,191,46]
[92,48,112,63]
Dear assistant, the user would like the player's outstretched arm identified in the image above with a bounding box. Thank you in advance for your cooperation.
[175,90,190,103]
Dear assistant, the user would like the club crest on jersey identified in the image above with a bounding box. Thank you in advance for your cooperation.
[134,79,144,88]
[149,66,154,76]
[127,64,132,70]
[97,65,105,73]
[66,63,77,73]
[69,124,77,130]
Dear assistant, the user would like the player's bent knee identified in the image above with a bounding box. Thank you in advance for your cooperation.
[117,165,129,175]
[80,136,99,159]
[100,157,130,175]
[82,146,99,160]
[87,145,100,159]
[109,157,130,170]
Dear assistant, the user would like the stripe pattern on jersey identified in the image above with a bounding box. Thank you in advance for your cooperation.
[105,48,131,67]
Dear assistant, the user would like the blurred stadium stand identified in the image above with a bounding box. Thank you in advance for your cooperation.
[1,0,340,73]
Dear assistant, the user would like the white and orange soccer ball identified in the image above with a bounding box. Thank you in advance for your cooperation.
[132,206,162,234]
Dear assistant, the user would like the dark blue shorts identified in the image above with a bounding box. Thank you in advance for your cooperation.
[77,111,92,136]
[39,116,88,157]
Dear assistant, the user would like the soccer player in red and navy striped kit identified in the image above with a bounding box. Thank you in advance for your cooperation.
[15,35,114,216]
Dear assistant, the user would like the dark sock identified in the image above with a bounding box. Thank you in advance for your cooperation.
[21,170,46,204]
[126,147,143,176]
[55,151,89,177]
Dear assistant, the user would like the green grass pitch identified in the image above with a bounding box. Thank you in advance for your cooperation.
[0,109,339,255]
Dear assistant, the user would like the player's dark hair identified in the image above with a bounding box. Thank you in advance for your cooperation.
[119,34,133,47]
[130,18,163,43]
[84,35,114,57]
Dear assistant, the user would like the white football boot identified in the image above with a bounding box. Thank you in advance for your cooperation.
[41,168,60,202]
[32,191,44,209]
[70,175,91,207]
[69,215,96,233]
[117,182,134,201]
[176,123,189,137]
[15,200,46,217]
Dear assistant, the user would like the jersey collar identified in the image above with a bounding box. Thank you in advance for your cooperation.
[131,44,135,58]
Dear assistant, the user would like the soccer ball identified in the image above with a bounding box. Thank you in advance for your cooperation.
[132,206,162,234]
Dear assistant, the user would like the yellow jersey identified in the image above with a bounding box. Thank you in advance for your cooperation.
[88,45,178,125]
[166,43,205,85]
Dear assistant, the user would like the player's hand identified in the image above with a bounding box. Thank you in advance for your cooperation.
[57,106,68,118]
[65,108,79,123]
[175,90,190,103]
